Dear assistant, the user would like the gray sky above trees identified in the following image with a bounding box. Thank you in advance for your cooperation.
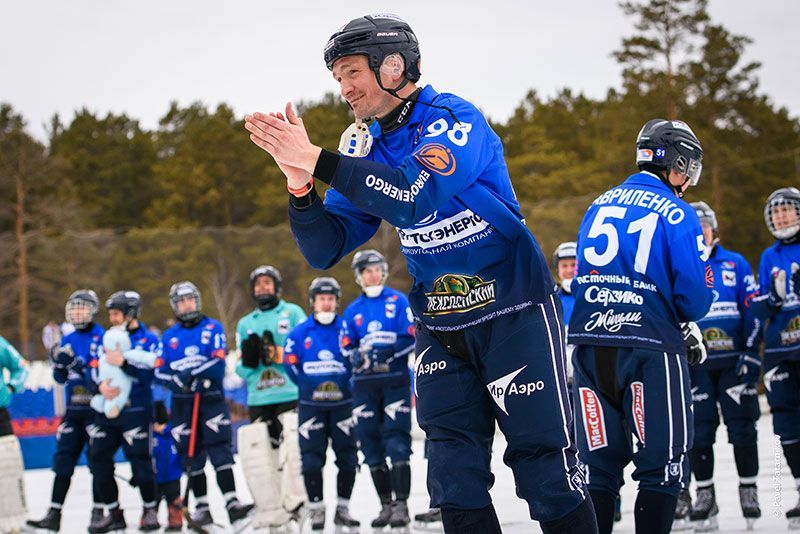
[3,0,798,141]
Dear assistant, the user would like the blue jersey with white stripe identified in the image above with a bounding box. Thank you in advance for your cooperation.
[341,287,415,388]
[155,316,226,398]
[57,323,104,415]
[289,85,556,331]
[696,244,760,369]
[751,240,800,367]
[568,172,713,354]
[283,315,352,407]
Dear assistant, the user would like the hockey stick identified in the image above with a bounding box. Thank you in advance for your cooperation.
[182,389,209,534]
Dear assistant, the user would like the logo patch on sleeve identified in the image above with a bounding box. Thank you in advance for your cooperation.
[414,143,456,176]
[579,387,607,450]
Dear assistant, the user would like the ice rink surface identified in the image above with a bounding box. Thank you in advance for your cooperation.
[23,412,798,533]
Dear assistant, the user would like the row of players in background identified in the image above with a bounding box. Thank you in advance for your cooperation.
[552,185,800,532]
[24,286,256,534]
[22,248,419,534]
[234,249,422,533]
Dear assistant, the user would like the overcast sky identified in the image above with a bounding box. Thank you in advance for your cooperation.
[3,0,798,142]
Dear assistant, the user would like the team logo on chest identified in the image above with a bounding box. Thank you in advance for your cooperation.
[385,303,396,318]
[424,274,496,316]
[722,270,736,287]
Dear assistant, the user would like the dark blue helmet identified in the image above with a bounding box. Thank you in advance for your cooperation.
[308,277,342,307]
[105,290,142,319]
[324,14,421,83]
[636,119,703,189]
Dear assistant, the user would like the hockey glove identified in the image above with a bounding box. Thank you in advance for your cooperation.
[736,354,762,387]
[260,330,277,365]
[49,344,75,367]
[791,263,800,297]
[769,268,787,308]
[240,333,262,368]
[681,322,707,366]
[351,343,371,373]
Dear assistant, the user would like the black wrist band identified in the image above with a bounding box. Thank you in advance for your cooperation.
[289,186,318,208]
[313,149,340,185]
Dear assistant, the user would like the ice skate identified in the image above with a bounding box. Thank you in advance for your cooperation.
[334,505,360,533]
[787,495,800,530]
[140,506,160,532]
[309,504,326,531]
[187,507,214,533]
[690,485,719,532]
[88,508,126,534]
[23,508,61,533]
[288,501,307,528]
[389,500,410,533]
[672,489,692,531]
[370,502,393,530]
[166,498,183,532]
[738,484,760,530]
[413,508,442,532]
[227,500,255,533]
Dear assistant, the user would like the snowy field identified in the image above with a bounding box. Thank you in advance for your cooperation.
[23,410,798,533]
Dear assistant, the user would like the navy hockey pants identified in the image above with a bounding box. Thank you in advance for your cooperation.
[352,382,412,468]
[298,402,358,473]
[171,392,234,469]
[764,360,800,444]
[53,411,95,477]
[572,345,692,497]
[414,296,586,523]
[690,366,759,448]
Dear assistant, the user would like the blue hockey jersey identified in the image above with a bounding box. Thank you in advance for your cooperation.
[283,315,352,407]
[289,85,556,331]
[696,244,760,370]
[152,424,182,484]
[751,240,800,367]
[155,316,227,399]
[559,286,575,326]
[341,286,415,388]
[568,172,713,354]
[56,323,104,415]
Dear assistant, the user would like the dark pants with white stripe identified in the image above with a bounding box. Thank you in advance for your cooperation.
[415,296,587,522]
[572,345,692,497]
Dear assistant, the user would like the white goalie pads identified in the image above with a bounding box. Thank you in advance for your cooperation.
[278,411,307,513]
[0,434,26,532]
[237,421,290,528]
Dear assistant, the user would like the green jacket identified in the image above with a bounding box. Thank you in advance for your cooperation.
[0,335,28,408]
[235,300,306,406]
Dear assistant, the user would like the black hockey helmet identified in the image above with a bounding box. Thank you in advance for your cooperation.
[105,290,142,319]
[764,187,800,240]
[308,277,342,307]
[169,281,202,324]
[636,119,704,191]
[249,265,282,310]
[690,201,718,232]
[324,14,422,85]
[65,289,99,330]
[552,242,577,270]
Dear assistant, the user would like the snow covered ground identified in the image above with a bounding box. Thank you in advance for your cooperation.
[23,411,798,533]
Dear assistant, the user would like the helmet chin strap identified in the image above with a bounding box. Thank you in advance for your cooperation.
[373,70,460,124]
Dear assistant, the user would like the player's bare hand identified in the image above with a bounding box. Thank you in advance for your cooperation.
[99,379,120,400]
[245,103,321,173]
[105,345,124,367]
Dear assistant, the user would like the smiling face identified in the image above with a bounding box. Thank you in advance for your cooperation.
[557,258,576,281]
[772,203,800,231]
[332,55,402,120]
[253,276,275,299]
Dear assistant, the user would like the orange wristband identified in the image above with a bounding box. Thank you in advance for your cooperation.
[288,179,313,197]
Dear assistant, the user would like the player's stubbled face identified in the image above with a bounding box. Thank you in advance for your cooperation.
[108,309,125,327]
[332,55,387,121]
[772,204,799,230]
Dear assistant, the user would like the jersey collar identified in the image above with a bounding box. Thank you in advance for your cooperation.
[624,171,676,196]
[369,84,438,141]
